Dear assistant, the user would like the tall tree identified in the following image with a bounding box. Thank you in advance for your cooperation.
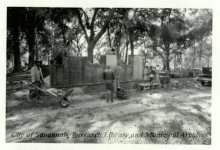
[49,8,78,45]
[77,8,116,63]
[187,9,212,68]
[21,8,48,67]
[136,8,192,71]
[7,7,23,72]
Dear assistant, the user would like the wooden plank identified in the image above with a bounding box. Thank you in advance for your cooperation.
[56,67,65,85]
[138,83,151,86]
[68,57,83,85]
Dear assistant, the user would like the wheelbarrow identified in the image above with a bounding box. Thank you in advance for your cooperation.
[28,83,72,108]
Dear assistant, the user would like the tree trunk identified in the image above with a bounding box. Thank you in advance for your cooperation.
[125,41,129,64]
[165,46,170,71]
[166,58,170,71]
[114,26,123,59]
[199,48,202,68]
[174,54,177,71]
[87,42,96,63]
[27,31,36,68]
[192,42,196,68]
[35,37,38,60]
[12,23,21,73]
[61,27,67,44]
[107,27,112,48]
[128,29,134,56]
[78,9,115,63]
[163,59,166,70]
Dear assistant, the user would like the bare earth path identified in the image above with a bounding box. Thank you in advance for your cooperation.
[6,79,211,144]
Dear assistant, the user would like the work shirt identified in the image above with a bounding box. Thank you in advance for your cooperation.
[103,69,115,82]
[146,69,157,76]
[31,65,43,83]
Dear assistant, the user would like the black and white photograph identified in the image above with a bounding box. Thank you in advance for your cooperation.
[4,1,216,146]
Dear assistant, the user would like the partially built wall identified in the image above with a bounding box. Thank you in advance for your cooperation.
[50,55,143,88]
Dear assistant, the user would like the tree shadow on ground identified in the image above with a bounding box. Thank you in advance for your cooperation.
[6,86,211,144]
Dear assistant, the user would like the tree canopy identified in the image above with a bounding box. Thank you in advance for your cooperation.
[7,7,212,72]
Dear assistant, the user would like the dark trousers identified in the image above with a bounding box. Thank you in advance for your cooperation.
[105,81,114,102]
[149,77,154,90]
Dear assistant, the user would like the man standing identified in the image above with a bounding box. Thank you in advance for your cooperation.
[114,61,121,90]
[103,65,115,103]
[30,60,44,101]
[145,66,161,89]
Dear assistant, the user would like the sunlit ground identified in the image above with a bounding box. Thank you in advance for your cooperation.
[6,79,211,144]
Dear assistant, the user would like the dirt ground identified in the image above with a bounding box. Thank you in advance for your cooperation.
[6,78,211,144]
